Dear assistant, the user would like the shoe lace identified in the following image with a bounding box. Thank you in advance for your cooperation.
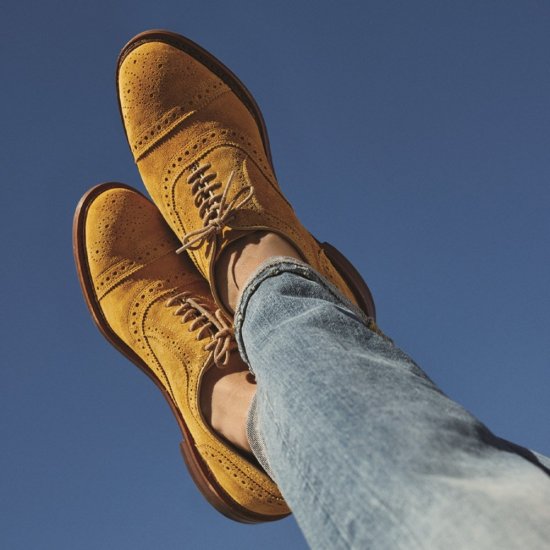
[175,163,254,254]
[165,291,236,368]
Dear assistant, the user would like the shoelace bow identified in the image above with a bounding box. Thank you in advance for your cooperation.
[176,163,254,255]
[166,291,236,368]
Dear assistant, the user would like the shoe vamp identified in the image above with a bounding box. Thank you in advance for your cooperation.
[135,91,274,235]
[99,256,210,383]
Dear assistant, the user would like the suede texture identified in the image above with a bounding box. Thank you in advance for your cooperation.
[82,186,289,518]
[118,39,358,313]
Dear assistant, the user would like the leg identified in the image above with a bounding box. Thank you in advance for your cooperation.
[235,258,550,549]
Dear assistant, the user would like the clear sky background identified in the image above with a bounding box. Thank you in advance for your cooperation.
[2,1,549,548]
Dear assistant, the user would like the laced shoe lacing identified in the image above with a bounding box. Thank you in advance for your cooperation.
[166,291,236,368]
[170,162,253,368]
[171,162,387,344]
[175,162,254,254]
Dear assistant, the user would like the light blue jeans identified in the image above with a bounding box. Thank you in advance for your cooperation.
[234,258,550,550]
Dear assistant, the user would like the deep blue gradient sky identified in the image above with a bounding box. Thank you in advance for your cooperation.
[2,1,549,548]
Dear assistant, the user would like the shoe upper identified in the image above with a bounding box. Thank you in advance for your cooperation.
[117,39,358,312]
[81,186,289,517]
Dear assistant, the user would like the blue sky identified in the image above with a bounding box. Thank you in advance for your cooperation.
[2,1,549,548]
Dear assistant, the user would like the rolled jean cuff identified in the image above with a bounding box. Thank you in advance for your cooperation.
[236,256,367,478]
[236,256,377,480]
[233,256,371,373]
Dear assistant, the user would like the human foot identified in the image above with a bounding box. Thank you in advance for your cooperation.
[215,231,302,313]
[200,352,257,454]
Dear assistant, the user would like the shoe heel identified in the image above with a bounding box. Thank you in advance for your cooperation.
[179,440,289,523]
[321,241,376,320]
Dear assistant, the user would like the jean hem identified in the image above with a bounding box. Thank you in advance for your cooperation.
[245,393,275,479]
[234,256,372,372]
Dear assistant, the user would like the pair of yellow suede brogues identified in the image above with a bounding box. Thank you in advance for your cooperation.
[73,30,377,523]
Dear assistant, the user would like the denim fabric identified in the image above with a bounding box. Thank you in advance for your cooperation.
[235,258,550,550]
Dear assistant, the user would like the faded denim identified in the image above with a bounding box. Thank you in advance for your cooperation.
[235,258,550,550]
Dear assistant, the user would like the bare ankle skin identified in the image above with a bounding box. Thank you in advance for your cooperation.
[201,231,301,454]
[215,231,302,313]
[200,352,257,455]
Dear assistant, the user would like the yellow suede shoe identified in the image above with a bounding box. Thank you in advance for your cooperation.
[73,183,290,523]
[117,30,376,319]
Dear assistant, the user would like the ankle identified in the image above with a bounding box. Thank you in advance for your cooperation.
[216,231,302,312]
[200,357,256,454]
